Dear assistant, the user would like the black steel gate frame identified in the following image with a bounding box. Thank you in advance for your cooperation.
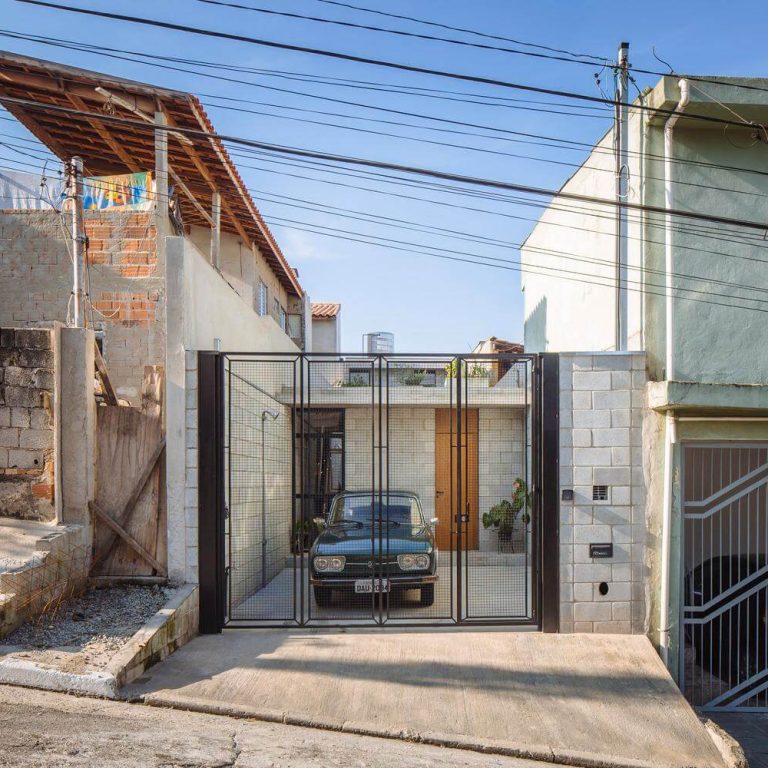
[198,351,560,633]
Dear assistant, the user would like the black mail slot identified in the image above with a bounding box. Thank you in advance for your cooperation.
[590,543,613,559]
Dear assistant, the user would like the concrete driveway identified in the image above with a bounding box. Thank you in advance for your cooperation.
[126,629,726,768]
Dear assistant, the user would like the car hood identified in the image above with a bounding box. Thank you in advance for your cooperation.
[313,525,433,556]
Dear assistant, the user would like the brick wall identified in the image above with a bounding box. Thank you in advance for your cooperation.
[0,209,164,403]
[558,352,646,634]
[0,327,55,521]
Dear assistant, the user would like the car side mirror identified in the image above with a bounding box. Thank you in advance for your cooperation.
[313,517,327,529]
[430,517,439,527]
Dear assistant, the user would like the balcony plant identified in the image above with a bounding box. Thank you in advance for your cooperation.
[481,478,530,551]
[402,369,427,386]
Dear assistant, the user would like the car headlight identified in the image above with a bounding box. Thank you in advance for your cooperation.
[314,556,345,572]
[397,553,430,571]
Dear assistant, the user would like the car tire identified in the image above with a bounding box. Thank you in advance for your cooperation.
[313,585,333,607]
[420,584,435,607]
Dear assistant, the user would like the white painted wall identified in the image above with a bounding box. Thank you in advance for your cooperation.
[312,316,340,354]
[166,236,300,583]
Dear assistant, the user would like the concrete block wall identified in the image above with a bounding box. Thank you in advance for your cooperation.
[0,327,55,521]
[558,352,646,634]
[0,209,164,404]
[478,407,526,551]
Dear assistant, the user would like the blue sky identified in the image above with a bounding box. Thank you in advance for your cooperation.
[0,0,764,351]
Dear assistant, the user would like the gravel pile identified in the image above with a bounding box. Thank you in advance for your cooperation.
[0,585,174,670]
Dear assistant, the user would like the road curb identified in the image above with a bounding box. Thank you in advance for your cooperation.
[0,584,197,699]
[701,718,748,768]
[141,692,672,768]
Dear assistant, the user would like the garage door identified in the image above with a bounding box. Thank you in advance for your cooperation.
[681,442,768,711]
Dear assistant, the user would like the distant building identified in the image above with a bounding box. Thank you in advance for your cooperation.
[311,302,341,353]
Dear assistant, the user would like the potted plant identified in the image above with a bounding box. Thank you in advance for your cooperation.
[402,369,427,386]
[481,478,530,552]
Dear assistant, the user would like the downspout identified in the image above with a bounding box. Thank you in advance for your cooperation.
[659,79,689,666]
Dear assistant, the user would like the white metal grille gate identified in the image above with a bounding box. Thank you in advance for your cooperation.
[681,442,768,711]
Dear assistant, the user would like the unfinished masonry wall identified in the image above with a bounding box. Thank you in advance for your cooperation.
[0,327,55,521]
[558,352,646,634]
[0,209,163,404]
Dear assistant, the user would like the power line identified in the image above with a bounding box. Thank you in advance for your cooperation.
[193,0,610,69]
[263,216,768,315]
[309,0,768,98]
[7,28,768,190]
[252,189,768,298]
[3,94,767,235]
[308,0,604,61]
[15,1,768,133]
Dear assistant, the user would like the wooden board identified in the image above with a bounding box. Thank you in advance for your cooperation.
[434,408,478,551]
[91,367,166,578]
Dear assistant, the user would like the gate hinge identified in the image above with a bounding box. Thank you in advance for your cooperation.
[224,505,230,519]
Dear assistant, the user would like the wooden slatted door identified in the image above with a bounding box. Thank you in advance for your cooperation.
[434,408,478,551]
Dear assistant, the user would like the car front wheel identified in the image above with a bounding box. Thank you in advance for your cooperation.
[420,584,435,607]
[313,585,333,607]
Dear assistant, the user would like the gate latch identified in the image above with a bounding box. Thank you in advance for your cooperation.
[457,513,470,523]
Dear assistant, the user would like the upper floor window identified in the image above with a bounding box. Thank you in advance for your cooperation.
[258,281,268,316]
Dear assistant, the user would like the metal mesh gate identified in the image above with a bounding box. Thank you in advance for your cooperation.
[681,442,768,711]
[219,352,540,628]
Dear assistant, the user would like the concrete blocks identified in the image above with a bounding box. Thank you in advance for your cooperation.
[558,352,646,636]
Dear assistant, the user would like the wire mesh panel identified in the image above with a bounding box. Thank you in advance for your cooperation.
[225,356,299,625]
[220,352,540,628]
[305,356,379,624]
[459,356,534,622]
[681,443,768,711]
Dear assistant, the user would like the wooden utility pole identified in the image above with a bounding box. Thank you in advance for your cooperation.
[66,156,86,328]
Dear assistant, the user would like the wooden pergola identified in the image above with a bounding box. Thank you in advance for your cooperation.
[0,49,302,297]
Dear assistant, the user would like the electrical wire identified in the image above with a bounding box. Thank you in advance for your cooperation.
[6,28,768,187]
[3,94,767,236]
[15,1,768,133]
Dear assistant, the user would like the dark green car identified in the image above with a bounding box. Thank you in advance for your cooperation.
[310,491,438,608]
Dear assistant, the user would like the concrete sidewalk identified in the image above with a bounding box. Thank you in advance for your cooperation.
[126,629,726,768]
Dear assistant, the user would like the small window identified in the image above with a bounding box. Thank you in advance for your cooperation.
[257,281,268,316]
[278,305,287,330]
[592,485,609,502]
[273,297,280,320]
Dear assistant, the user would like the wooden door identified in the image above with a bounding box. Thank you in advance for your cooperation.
[434,409,478,551]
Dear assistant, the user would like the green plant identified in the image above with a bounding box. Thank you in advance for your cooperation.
[443,360,489,379]
[342,375,369,387]
[481,479,531,543]
[403,369,427,386]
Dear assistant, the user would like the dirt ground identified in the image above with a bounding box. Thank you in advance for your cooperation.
[0,685,545,768]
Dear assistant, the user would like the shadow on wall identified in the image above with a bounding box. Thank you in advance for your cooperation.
[524,296,547,353]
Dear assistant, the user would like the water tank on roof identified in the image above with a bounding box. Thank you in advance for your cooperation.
[363,332,394,354]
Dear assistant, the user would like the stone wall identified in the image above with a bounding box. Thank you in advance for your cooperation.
[0,327,55,521]
[558,352,646,634]
[0,209,164,404]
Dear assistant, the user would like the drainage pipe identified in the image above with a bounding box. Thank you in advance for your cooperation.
[659,79,688,667]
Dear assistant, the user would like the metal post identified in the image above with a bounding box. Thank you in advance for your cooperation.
[261,416,267,588]
[66,157,85,328]
[614,42,630,351]
[154,111,169,237]
[211,191,221,269]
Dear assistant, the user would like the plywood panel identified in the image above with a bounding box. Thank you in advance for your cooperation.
[91,401,166,577]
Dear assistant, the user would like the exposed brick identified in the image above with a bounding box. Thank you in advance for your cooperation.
[3,386,44,408]
[19,429,52,450]
[10,408,30,428]
[0,427,20,447]
[7,449,43,469]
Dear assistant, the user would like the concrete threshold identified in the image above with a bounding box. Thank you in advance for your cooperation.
[127,630,728,768]
[141,692,664,768]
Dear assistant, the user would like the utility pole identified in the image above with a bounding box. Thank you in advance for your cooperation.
[66,156,86,328]
[614,42,630,351]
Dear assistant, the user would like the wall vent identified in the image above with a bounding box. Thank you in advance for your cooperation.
[592,485,609,502]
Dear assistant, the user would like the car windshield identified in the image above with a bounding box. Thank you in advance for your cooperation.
[328,494,425,527]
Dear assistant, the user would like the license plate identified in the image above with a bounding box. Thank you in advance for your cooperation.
[354,578,389,594]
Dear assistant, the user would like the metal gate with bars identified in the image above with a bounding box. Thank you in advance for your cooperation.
[197,352,560,630]
[681,442,768,711]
